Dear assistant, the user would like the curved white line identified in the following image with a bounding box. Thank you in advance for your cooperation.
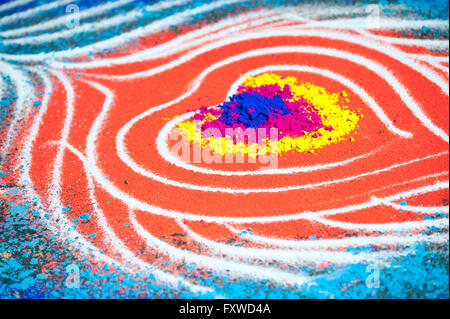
[63,138,341,291]
[128,142,447,195]
[78,112,450,225]
[21,71,210,294]
[82,80,212,292]
[224,224,449,249]
[18,69,124,268]
[0,61,33,155]
[53,26,448,101]
[374,197,449,214]
[407,54,450,64]
[62,139,212,294]
[41,10,294,68]
[19,69,52,184]
[17,71,308,293]
[112,53,447,193]
[310,215,449,231]
[360,29,450,49]
[0,0,73,26]
[48,69,74,195]
[305,17,449,31]
[0,0,243,60]
[0,76,4,103]
[115,47,448,176]
[0,0,32,14]
[81,66,449,211]
[130,211,310,287]
[0,0,134,38]
[177,219,410,264]
[2,0,188,45]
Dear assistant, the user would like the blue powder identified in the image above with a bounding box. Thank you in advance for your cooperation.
[219,92,290,128]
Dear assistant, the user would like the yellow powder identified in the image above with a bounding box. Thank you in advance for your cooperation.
[175,73,362,158]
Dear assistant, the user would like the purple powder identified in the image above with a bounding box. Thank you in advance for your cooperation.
[192,83,332,141]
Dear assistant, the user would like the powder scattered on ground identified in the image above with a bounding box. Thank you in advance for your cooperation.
[177,72,362,157]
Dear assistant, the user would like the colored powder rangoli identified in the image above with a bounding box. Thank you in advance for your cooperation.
[176,73,362,157]
[1,0,448,301]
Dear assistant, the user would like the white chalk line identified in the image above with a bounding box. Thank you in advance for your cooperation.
[60,140,212,294]
[18,68,124,268]
[46,10,298,69]
[309,215,448,232]
[224,224,448,250]
[62,138,311,291]
[130,210,311,287]
[359,29,449,49]
[76,69,450,220]
[224,171,448,240]
[113,46,448,175]
[1,9,441,64]
[1,0,188,45]
[0,0,134,38]
[84,27,448,102]
[80,113,450,223]
[18,69,210,294]
[304,17,449,31]
[134,141,446,195]
[0,0,73,26]
[59,140,442,280]
[80,79,212,293]
[0,0,244,61]
[48,19,447,100]
[407,54,449,64]
[0,61,34,157]
[176,219,427,264]
[406,53,450,74]
[373,197,449,215]
[0,0,33,14]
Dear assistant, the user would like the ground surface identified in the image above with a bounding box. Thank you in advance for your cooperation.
[0,0,449,298]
